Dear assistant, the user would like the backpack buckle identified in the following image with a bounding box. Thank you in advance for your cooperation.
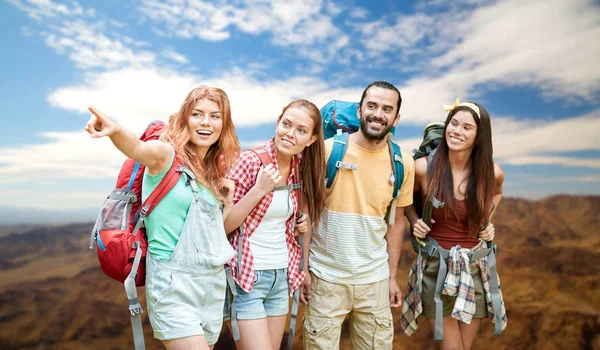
[432,197,445,209]
[336,161,358,171]
[139,204,150,217]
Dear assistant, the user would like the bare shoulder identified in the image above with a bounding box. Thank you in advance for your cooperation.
[494,163,504,185]
[414,157,428,180]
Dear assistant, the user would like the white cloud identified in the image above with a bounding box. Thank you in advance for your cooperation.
[493,111,600,165]
[0,131,124,184]
[162,48,189,64]
[358,0,600,101]
[43,20,156,70]
[506,157,600,168]
[533,175,600,183]
[3,189,111,210]
[349,7,369,19]
[3,0,600,210]
[7,0,88,21]
[358,14,435,55]
[137,0,350,62]
[431,0,600,100]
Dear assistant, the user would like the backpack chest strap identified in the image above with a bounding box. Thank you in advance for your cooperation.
[336,161,358,171]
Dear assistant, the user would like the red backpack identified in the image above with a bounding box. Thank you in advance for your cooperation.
[89,121,183,350]
[89,121,182,286]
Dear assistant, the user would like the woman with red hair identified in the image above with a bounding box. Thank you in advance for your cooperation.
[86,85,239,350]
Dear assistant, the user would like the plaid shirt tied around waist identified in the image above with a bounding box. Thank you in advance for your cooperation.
[226,138,305,294]
[400,240,507,336]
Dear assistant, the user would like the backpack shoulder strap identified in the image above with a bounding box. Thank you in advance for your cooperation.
[421,150,445,228]
[250,146,273,165]
[385,137,404,225]
[325,132,357,188]
[387,137,404,199]
[139,156,183,218]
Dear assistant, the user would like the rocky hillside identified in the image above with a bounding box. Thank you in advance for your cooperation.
[0,195,598,349]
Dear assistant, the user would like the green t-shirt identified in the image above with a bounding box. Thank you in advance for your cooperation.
[142,149,217,260]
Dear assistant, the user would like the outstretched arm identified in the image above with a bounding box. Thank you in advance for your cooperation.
[85,105,171,174]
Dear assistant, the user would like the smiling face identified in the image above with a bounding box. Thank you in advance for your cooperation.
[274,106,317,157]
[187,98,223,157]
[357,86,400,142]
[445,109,479,152]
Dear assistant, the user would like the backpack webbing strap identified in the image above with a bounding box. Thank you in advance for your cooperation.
[139,158,184,218]
[486,245,503,336]
[288,286,301,350]
[125,243,145,350]
[250,147,273,165]
[226,269,241,340]
[325,133,351,188]
[414,236,502,341]
[123,157,183,350]
[288,228,304,350]
[432,247,448,341]
[386,137,404,225]
[288,159,304,350]
[387,138,404,199]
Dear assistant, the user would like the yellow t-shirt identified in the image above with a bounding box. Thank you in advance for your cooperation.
[309,137,414,284]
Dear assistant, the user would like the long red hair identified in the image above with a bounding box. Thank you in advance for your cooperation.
[161,85,240,200]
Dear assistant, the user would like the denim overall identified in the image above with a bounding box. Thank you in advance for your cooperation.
[145,169,235,343]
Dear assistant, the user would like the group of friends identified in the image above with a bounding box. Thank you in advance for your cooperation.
[85,80,505,350]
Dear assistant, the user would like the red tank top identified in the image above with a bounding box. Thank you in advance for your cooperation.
[429,199,480,249]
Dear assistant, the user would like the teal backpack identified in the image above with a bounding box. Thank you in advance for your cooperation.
[320,100,404,222]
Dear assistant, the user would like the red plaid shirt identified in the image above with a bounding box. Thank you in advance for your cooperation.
[227,138,305,294]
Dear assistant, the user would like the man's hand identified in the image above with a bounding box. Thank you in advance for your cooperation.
[389,278,402,308]
[299,273,312,305]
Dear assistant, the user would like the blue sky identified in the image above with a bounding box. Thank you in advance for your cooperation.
[0,0,599,223]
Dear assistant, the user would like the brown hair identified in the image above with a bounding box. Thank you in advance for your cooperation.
[426,102,495,236]
[161,85,240,201]
[277,99,327,225]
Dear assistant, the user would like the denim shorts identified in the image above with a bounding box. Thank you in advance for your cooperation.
[224,268,290,320]
[146,255,227,344]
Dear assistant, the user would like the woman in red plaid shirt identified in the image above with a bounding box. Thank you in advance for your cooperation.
[224,99,327,350]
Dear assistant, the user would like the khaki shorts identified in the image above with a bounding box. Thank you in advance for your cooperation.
[421,257,488,319]
[303,272,394,350]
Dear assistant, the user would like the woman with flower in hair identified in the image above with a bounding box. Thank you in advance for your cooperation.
[401,99,507,350]
[223,99,327,350]
[85,85,239,350]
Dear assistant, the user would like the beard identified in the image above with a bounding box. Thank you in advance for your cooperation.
[359,115,395,142]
